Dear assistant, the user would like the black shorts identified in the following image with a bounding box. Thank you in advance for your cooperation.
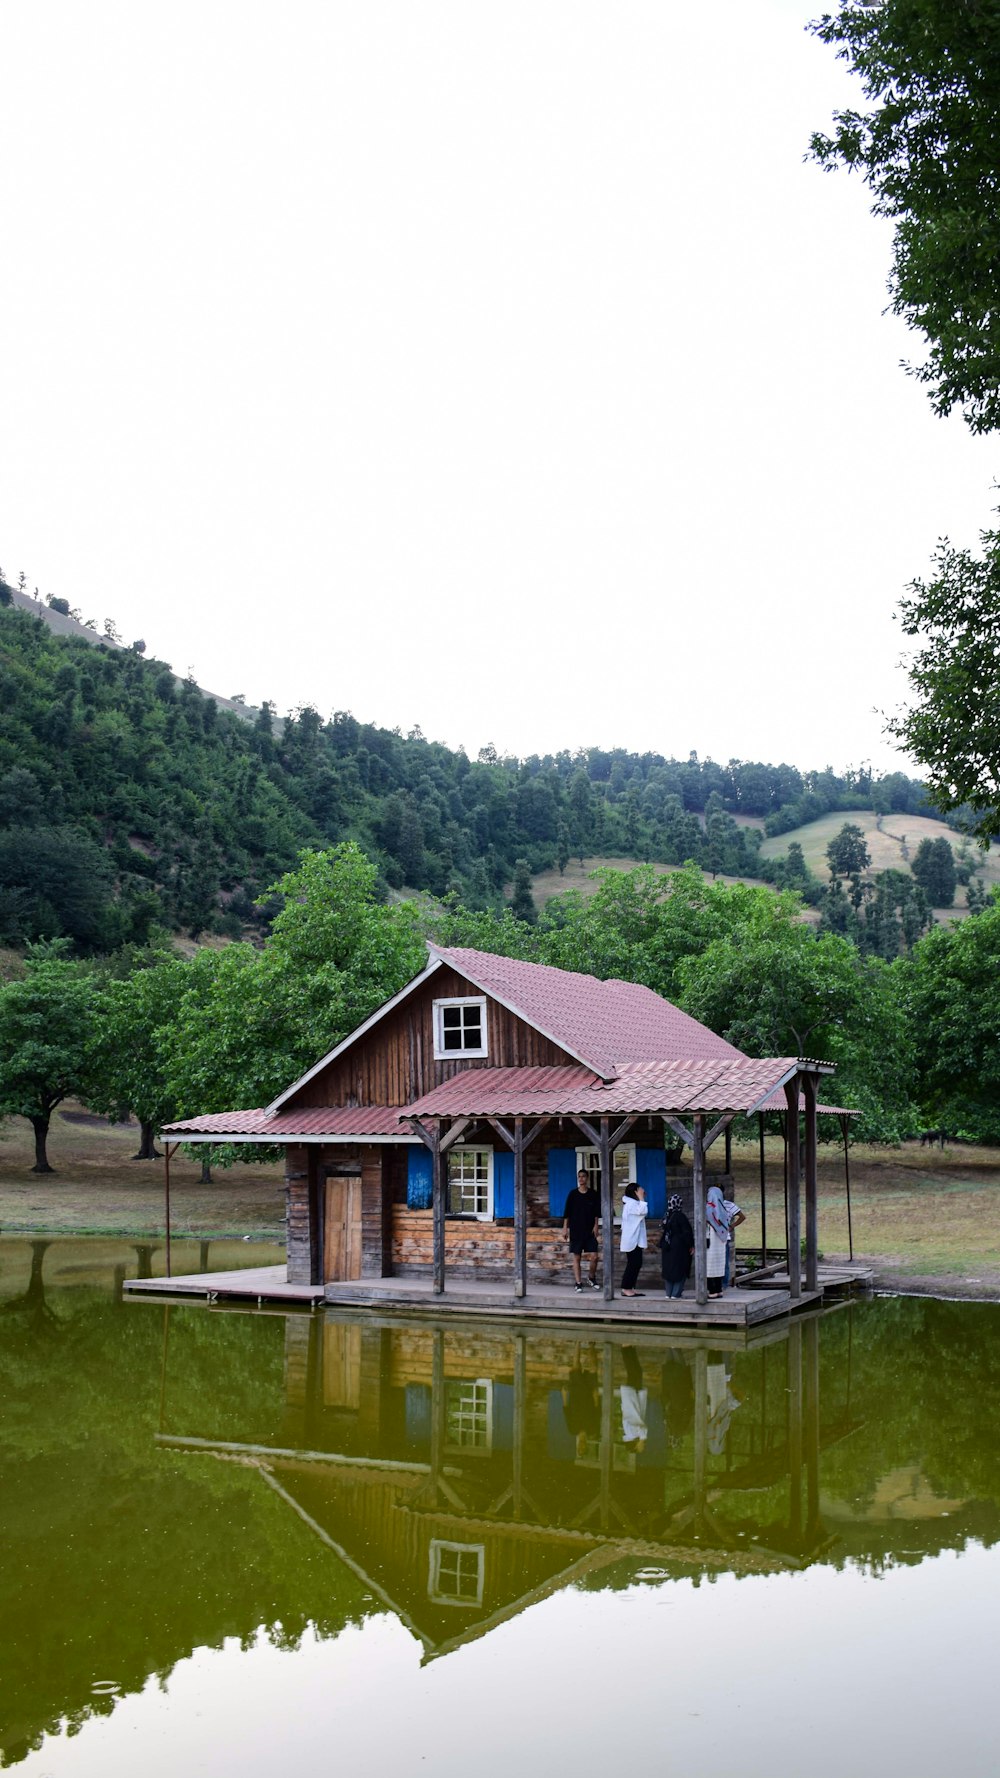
[569,1234,598,1256]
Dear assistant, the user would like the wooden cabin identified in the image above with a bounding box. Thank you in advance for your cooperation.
[162,946,837,1306]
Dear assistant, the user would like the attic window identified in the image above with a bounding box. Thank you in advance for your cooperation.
[429,1539,485,1607]
[433,996,488,1059]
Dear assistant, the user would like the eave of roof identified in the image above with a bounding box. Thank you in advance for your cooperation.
[160,1106,420,1143]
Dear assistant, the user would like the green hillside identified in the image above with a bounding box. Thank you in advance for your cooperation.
[760,810,1000,911]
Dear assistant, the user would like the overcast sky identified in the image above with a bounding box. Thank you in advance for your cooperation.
[1,1,995,775]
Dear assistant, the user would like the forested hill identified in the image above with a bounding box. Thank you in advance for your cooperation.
[0,580,939,952]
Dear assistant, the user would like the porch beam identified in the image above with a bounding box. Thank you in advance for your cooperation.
[784,1078,802,1301]
[610,1114,639,1148]
[483,1116,516,1152]
[704,1112,734,1152]
[440,1117,474,1153]
[664,1115,694,1149]
[569,1114,601,1150]
[692,1114,707,1305]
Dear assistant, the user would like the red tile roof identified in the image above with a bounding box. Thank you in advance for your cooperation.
[162,1106,412,1140]
[404,1058,820,1120]
[431,946,744,1076]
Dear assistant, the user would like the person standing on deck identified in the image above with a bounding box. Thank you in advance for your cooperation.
[660,1193,694,1298]
[620,1183,648,1296]
[706,1185,730,1297]
[562,1169,601,1293]
[722,1195,745,1289]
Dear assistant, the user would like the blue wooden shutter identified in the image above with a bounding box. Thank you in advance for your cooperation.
[494,1149,514,1218]
[548,1148,578,1217]
[635,1146,666,1218]
[407,1147,433,1209]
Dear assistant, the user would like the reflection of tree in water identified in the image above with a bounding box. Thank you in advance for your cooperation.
[0,1242,60,1333]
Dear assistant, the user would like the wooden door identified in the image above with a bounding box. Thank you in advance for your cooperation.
[324,1173,363,1281]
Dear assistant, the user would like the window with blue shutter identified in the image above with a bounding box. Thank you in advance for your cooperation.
[407,1146,434,1209]
[494,1149,514,1219]
[548,1148,579,1218]
[635,1146,667,1218]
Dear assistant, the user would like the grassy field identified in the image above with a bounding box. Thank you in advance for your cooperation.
[760,808,1000,914]
[0,1105,285,1238]
[529,855,765,908]
[2,1107,998,1296]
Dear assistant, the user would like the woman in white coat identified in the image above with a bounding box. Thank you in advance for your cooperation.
[620,1183,648,1297]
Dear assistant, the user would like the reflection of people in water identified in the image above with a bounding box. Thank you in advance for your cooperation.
[659,1346,694,1445]
[705,1353,741,1455]
[562,1345,602,1457]
[620,1346,647,1452]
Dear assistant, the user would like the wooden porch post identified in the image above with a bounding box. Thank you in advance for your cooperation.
[513,1116,527,1300]
[692,1114,707,1306]
[163,1142,178,1277]
[599,1116,614,1301]
[783,1079,802,1300]
[724,1122,732,1176]
[803,1073,819,1294]
[431,1122,446,1295]
[758,1113,767,1261]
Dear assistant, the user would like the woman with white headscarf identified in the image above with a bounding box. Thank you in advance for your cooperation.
[706,1185,730,1297]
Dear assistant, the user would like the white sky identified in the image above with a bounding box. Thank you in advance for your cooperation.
[1,1,995,774]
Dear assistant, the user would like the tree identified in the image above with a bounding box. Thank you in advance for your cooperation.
[886,530,1000,839]
[0,947,98,1170]
[87,950,188,1158]
[826,822,871,880]
[810,1,1000,432]
[906,901,1000,1140]
[911,835,957,907]
[509,860,537,925]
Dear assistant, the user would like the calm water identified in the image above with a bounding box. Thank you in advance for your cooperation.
[2,1238,999,1778]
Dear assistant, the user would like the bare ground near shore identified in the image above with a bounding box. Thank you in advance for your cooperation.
[1,1109,999,1298]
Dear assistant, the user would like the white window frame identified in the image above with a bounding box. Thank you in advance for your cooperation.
[444,1377,494,1454]
[447,1143,494,1220]
[428,1539,485,1607]
[433,995,489,1060]
[575,1143,637,1224]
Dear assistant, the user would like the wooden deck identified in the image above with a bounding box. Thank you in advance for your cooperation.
[123,1265,325,1305]
[123,1263,829,1329]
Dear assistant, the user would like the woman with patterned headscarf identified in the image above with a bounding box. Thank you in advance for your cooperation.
[706,1185,731,1297]
[660,1193,694,1299]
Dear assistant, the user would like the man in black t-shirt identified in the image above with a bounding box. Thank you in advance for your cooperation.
[562,1169,601,1292]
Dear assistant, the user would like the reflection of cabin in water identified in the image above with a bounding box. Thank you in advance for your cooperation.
[160,947,856,1318]
[159,1311,849,1659]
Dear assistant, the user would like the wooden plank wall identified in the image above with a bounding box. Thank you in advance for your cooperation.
[292,966,574,1108]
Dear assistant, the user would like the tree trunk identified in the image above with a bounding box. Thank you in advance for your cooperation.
[199,1150,213,1185]
[30,1114,54,1173]
[132,1119,161,1161]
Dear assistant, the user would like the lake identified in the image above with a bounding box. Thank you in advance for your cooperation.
[2,1237,998,1777]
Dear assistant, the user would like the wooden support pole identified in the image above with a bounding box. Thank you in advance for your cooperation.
[841,1115,854,1262]
[692,1114,707,1306]
[431,1327,445,1483]
[599,1116,614,1301]
[430,1123,446,1295]
[758,1113,768,1261]
[782,1113,789,1256]
[724,1122,732,1176]
[783,1083,801,1300]
[163,1142,176,1277]
[803,1073,819,1294]
[513,1115,527,1300]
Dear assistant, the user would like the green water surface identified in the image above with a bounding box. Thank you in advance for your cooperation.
[1,1238,998,1777]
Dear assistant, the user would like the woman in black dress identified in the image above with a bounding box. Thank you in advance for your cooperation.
[660,1193,694,1298]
